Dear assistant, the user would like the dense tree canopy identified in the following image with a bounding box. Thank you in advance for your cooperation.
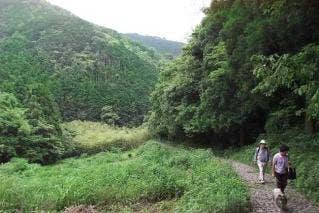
[149,0,319,146]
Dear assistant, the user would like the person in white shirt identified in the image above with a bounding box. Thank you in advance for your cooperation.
[272,144,289,193]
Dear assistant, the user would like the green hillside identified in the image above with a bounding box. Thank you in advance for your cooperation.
[0,0,160,124]
[125,33,184,59]
[0,0,160,164]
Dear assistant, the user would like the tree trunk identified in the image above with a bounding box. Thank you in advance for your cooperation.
[305,112,316,134]
[239,126,245,146]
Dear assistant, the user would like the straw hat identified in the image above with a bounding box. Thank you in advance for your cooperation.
[259,139,267,144]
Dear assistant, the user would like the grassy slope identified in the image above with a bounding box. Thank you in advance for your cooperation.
[63,121,150,154]
[0,132,249,212]
[224,129,319,204]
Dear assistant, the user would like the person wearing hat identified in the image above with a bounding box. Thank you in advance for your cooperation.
[254,139,271,183]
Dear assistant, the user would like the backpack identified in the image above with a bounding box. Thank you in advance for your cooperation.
[255,147,270,162]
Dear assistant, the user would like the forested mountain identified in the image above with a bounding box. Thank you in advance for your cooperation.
[0,0,160,124]
[125,33,184,59]
[149,0,319,146]
[0,0,160,163]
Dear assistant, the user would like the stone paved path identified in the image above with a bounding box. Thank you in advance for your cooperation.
[230,161,319,213]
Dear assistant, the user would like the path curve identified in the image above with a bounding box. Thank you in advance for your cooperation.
[230,161,319,213]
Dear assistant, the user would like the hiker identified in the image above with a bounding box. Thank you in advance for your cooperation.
[254,139,271,183]
[272,144,290,194]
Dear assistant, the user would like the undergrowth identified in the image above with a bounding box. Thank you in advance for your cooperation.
[0,141,249,212]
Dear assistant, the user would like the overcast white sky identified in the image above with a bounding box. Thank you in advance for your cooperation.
[47,0,211,42]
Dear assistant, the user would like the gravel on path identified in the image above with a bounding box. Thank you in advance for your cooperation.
[230,161,319,213]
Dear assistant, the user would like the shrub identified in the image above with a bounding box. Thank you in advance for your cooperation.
[100,106,120,126]
[0,92,65,164]
[0,144,16,162]
[0,92,31,137]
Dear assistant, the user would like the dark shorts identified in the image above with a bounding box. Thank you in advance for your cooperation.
[275,172,288,192]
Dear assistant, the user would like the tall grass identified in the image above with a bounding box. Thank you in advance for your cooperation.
[63,121,149,154]
[0,141,249,212]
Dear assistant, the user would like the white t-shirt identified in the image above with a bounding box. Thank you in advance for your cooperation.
[273,153,288,174]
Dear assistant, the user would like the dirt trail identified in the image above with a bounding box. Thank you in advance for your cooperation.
[230,161,319,213]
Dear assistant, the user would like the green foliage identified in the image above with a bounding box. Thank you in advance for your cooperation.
[0,92,31,136]
[100,106,120,126]
[0,144,16,163]
[253,44,319,120]
[0,32,65,164]
[149,41,244,139]
[149,0,319,145]
[0,92,28,162]
[0,92,64,164]
[0,141,249,212]
[148,55,201,138]
[188,42,241,132]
